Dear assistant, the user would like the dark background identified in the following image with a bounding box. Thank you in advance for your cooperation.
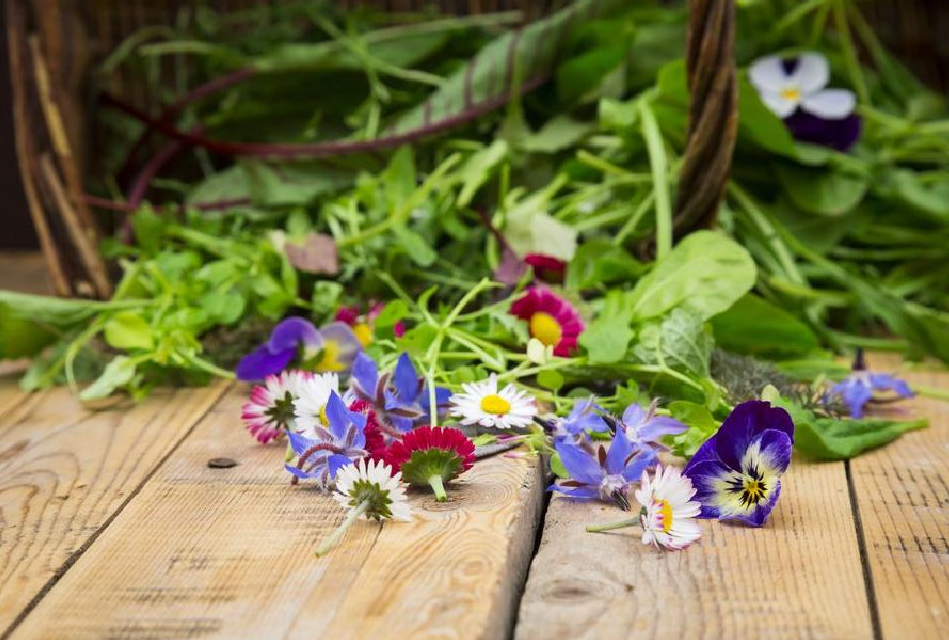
[0,20,36,249]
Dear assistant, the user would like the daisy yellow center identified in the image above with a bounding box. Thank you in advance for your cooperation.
[529,312,562,347]
[353,323,373,347]
[655,499,673,533]
[319,404,329,425]
[480,394,511,416]
[780,87,800,102]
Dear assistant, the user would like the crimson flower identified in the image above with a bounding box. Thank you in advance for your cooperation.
[382,426,476,502]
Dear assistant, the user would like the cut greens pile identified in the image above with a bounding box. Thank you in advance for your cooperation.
[4,0,949,488]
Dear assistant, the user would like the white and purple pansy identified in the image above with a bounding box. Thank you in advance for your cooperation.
[552,426,656,510]
[350,352,451,437]
[285,390,367,487]
[682,401,794,527]
[749,52,861,151]
[235,316,362,381]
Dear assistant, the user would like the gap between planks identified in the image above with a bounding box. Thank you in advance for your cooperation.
[7,386,546,640]
[0,380,230,639]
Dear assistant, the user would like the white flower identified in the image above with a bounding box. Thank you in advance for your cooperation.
[333,458,412,522]
[293,372,340,438]
[526,338,555,365]
[635,465,702,551]
[241,370,314,443]
[449,373,537,430]
[749,52,855,119]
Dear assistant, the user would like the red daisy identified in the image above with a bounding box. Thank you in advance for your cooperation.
[509,287,584,357]
[382,426,476,501]
[349,399,387,461]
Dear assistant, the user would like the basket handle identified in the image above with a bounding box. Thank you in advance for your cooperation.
[675,0,738,235]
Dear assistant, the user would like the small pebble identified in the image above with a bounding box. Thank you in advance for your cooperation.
[207,457,238,469]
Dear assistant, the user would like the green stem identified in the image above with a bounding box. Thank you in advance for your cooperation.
[912,385,949,403]
[428,474,448,502]
[315,500,370,557]
[586,517,639,533]
[640,100,672,260]
[832,0,870,105]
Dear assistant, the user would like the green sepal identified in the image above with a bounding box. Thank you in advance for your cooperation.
[399,449,464,487]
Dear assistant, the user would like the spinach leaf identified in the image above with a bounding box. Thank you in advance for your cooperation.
[711,294,819,358]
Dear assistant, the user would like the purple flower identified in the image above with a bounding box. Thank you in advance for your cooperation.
[617,400,688,449]
[826,353,913,419]
[552,427,656,510]
[749,52,861,151]
[350,352,450,437]
[683,401,794,527]
[285,390,367,487]
[235,317,361,381]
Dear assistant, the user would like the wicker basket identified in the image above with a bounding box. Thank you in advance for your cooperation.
[5,0,738,298]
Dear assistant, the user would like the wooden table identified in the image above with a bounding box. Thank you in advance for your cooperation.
[0,258,946,639]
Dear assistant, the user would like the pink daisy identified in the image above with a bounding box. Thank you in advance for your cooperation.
[241,370,313,443]
[510,287,584,357]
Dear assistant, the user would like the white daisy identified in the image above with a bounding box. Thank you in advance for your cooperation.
[316,459,412,557]
[241,370,314,443]
[635,464,702,551]
[293,372,340,438]
[749,52,855,119]
[449,374,537,430]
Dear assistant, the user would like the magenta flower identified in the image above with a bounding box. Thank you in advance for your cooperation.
[510,287,584,357]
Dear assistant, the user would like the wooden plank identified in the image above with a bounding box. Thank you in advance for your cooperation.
[849,355,949,640]
[0,382,229,635]
[516,456,874,640]
[7,386,545,640]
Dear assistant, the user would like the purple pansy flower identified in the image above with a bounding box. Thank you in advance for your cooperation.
[235,317,361,381]
[551,426,656,510]
[826,351,913,419]
[749,52,861,151]
[350,352,451,438]
[683,401,794,527]
[285,390,367,487]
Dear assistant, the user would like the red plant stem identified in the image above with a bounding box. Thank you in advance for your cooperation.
[82,193,252,214]
[100,72,549,158]
[117,68,259,183]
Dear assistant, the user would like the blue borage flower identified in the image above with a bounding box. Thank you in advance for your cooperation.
[826,350,913,419]
[350,352,451,438]
[285,390,367,487]
[236,316,362,381]
[683,401,794,527]
[552,426,656,510]
[543,398,609,442]
[613,399,688,449]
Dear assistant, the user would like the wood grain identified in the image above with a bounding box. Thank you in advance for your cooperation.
[7,386,545,640]
[516,456,874,640]
[848,355,949,640]
[0,382,228,635]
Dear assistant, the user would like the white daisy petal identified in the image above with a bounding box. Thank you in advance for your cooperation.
[801,88,856,119]
[636,465,702,551]
[448,374,537,431]
[293,373,340,437]
[759,91,799,118]
[791,52,830,93]
[749,55,791,93]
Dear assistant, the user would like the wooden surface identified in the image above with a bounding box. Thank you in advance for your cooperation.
[0,382,229,636]
[848,354,949,640]
[5,386,545,640]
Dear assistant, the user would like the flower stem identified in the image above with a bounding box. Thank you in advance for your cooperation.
[428,474,448,502]
[586,517,640,534]
[912,385,949,403]
[315,500,369,557]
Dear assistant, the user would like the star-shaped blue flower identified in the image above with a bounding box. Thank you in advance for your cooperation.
[827,372,913,419]
[351,352,450,435]
[285,390,367,487]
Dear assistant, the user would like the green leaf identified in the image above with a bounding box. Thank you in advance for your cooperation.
[186,166,251,206]
[79,356,138,402]
[0,303,56,359]
[880,169,949,221]
[392,225,437,267]
[519,116,594,154]
[775,164,868,216]
[397,325,438,359]
[633,308,713,378]
[104,312,154,350]
[240,159,354,206]
[374,300,408,331]
[627,230,756,321]
[711,294,819,358]
[566,240,644,291]
[537,369,564,391]
[457,140,509,207]
[736,73,797,156]
[579,291,635,364]
[383,146,417,206]
[666,400,720,458]
[200,291,245,325]
[0,290,115,326]
[769,394,927,460]
[311,281,343,318]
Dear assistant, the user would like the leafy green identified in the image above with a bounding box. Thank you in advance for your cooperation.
[579,291,635,364]
[711,294,819,358]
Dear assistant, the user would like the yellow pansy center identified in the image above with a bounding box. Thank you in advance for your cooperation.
[316,341,346,372]
[529,312,562,347]
[480,394,511,416]
[353,323,373,347]
[780,87,801,102]
[742,477,766,504]
[655,499,673,533]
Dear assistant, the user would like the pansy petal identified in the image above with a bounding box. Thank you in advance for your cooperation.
[784,111,862,151]
[267,316,322,353]
[740,481,782,527]
[393,353,420,401]
[317,322,363,370]
[236,345,295,381]
[554,440,603,485]
[749,55,790,92]
[752,429,793,476]
[605,426,635,475]
[760,91,799,118]
[681,458,733,519]
[801,88,856,119]
[791,52,830,93]
[713,401,795,469]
